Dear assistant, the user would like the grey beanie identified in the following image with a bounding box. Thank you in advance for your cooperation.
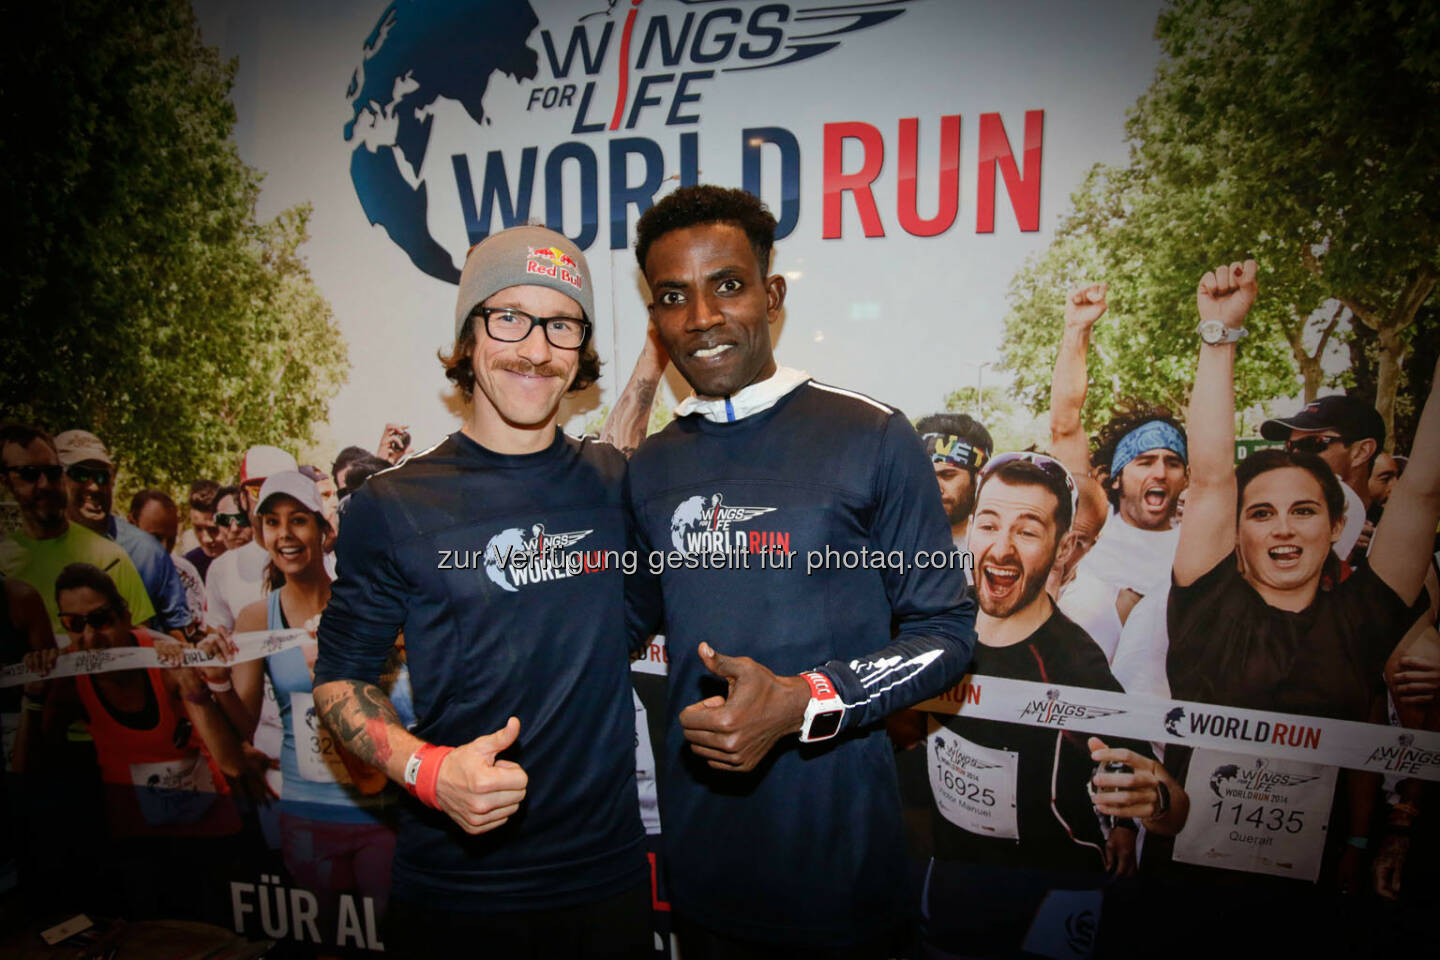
[453,225,594,339]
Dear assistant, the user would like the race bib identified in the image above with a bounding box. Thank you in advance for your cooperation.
[130,753,217,827]
[927,720,1019,840]
[1172,748,1337,882]
[290,690,352,784]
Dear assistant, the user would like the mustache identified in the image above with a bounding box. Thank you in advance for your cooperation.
[492,357,567,379]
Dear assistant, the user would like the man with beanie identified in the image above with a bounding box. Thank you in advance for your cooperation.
[313,226,658,956]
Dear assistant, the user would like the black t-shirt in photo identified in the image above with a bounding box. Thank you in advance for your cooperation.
[931,607,1152,874]
[1167,551,1418,722]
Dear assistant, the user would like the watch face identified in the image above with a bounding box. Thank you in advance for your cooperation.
[806,709,844,741]
[1199,320,1224,344]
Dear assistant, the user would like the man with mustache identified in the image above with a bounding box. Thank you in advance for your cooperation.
[923,451,1188,956]
[0,423,154,634]
[625,185,976,956]
[313,225,667,956]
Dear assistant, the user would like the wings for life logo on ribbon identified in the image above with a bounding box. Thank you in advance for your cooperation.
[669,493,779,554]
[484,523,595,592]
[1019,688,1125,727]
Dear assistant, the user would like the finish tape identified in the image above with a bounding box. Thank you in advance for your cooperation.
[918,674,1440,781]
[0,629,310,688]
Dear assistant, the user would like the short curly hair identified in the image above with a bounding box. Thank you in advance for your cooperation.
[440,311,601,398]
[1092,403,1187,511]
[635,185,777,276]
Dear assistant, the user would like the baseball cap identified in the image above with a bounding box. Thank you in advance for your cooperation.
[255,470,324,516]
[1260,395,1385,447]
[55,430,113,468]
[453,225,594,339]
[240,445,298,484]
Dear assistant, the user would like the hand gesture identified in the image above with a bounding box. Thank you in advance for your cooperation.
[153,635,186,668]
[1065,283,1108,331]
[434,717,529,835]
[377,423,411,464]
[1373,832,1409,900]
[678,643,810,772]
[1088,737,1183,834]
[23,648,60,696]
[1197,259,1258,330]
[195,627,236,684]
[1391,654,1440,705]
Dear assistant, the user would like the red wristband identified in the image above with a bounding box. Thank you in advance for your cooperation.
[412,744,454,810]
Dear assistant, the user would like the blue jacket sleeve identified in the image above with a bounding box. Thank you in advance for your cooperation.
[314,486,409,687]
[818,413,977,732]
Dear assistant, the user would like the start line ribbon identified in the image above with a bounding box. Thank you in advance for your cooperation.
[917,675,1440,782]
[0,629,311,689]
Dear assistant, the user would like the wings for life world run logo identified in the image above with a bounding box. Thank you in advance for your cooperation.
[484,523,594,592]
[343,0,1046,282]
[1367,733,1440,776]
[1205,758,1321,802]
[669,492,787,555]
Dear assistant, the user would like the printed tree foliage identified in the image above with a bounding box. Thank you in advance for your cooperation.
[1001,0,1439,445]
[0,0,345,492]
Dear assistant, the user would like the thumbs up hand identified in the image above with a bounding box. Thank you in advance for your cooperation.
[434,716,529,835]
[678,643,811,772]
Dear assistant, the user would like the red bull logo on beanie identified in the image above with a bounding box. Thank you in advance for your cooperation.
[526,246,585,291]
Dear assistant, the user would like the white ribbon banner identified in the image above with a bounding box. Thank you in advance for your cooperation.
[0,629,310,688]
[918,674,1440,782]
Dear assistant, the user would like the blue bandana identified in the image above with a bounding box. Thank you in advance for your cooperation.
[1111,420,1188,477]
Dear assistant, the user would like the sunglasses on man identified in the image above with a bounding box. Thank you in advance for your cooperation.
[4,465,64,484]
[1284,435,1347,456]
[65,465,111,486]
[215,512,251,529]
[59,605,118,633]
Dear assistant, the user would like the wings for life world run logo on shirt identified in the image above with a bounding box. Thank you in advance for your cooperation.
[484,523,594,592]
[1019,688,1124,727]
[1205,758,1321,802]
[669,493,787,555]
[339,0,1042,281]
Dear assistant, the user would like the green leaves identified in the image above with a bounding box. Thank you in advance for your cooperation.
[1,0,345,497]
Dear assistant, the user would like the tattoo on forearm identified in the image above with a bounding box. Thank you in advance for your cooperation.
[316,680,403,770]
[600,374,660,457]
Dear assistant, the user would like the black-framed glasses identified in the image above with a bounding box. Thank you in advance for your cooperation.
[1285,435,1346,456]
[475,307,591,350]
[215,512,250,529]
[4,464,63,485]
[65,464,111,486]
[978,451,1080,518]
[59,606,117,633]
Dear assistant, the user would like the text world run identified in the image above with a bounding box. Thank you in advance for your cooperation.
[451,113,1044,252]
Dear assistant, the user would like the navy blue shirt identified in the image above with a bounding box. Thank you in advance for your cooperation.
[627,380,976,946]
[314,430,645,913]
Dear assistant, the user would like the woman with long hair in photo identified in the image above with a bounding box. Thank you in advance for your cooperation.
[200,470,407,943]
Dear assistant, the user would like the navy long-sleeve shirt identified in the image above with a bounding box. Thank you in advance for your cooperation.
[626,379,976,946]
[314,430,645,913]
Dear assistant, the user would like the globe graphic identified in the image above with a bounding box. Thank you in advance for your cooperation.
[345,0,542,283]
[670,495,711,553]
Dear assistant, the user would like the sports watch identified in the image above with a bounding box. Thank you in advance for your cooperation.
[1197,318,1247,345]
[798,670,845,743]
